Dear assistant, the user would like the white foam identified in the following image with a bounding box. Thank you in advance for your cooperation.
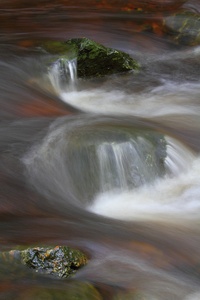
[60,80,200,118]
[88,152,200,223]
[48,57,77,92]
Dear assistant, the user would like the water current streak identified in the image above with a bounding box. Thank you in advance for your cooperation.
[1,1,200,299]
[48,57,77,92]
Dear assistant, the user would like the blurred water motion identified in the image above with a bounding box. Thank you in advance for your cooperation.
[1,0,200,299]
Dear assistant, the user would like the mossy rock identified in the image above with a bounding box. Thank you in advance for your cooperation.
[163,11,200,46]
[65,38,140,77]
[20,246,88,279]
[41,38,140,78]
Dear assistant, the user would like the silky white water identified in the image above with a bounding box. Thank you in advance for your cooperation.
[23,113,199,225]
[45,50,200,226]
[88,136,199,223]
[59,82,200,117]
[2,2,200,299]
[48,57,77,92]
[46,46,200,119]
[22,114,200,298]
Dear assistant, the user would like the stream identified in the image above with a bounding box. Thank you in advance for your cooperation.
[1,1,200,299]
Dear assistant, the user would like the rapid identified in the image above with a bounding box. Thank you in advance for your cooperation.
[1,1,200,299]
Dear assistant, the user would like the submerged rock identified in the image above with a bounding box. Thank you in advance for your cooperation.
[16,282,102,300]
[66,124,166,202]
[163,11,200,46]
[20,246,87,278]
[113,290,147,300]
[41,38,140,78]
[0,251,100,299]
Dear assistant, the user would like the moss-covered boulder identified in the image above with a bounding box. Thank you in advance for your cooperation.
[65,38,139,77]
[20,246,87,278]
[41,38,140,78]
[163,11,200,46]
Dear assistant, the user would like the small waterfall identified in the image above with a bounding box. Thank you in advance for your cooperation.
[48,57,77,92]
[63,125,166,203]
[23,119,166,206]
[97,138,161,192]
[89,135,198,223]
[97,142,130,191]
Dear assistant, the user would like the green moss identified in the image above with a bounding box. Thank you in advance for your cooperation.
[64,38,140,78]
[39,38,140,78]
[20,246,88,278]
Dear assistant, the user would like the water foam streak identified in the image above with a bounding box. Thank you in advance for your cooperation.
[48,57,77,92]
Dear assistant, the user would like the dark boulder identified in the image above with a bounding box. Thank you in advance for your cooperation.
[41,38,140,78]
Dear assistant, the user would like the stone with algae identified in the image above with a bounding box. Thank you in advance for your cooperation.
[20,246,88,278]
[41,37,140,78]
[163,11,200,46]
[65,37,140,77]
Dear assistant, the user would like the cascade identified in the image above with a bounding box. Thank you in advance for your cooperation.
[48,57,77,92]
[1,1,200,298]
[97,138,161,192]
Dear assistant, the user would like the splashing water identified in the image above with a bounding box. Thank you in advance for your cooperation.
[97,138,163,192]
[88,136,198,224]
[48,57,77,92]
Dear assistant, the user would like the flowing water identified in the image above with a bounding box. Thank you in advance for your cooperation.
[1,1,200,299]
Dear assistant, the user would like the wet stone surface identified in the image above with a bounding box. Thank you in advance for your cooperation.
[163,11,200,45]
[40,38,140,78]
[19,246,88,278]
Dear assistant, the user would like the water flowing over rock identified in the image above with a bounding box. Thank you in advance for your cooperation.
[2,1,200,299]
[65,124,166,202]
[48,57,77,92]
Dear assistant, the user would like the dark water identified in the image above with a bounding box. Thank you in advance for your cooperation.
[1,1,200,299]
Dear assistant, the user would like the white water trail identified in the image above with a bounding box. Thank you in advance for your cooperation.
[97,138,162,192]
[88,137,199,224]
[59,80,200,118]
[48,57,77,92]
[45,47,200,123]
